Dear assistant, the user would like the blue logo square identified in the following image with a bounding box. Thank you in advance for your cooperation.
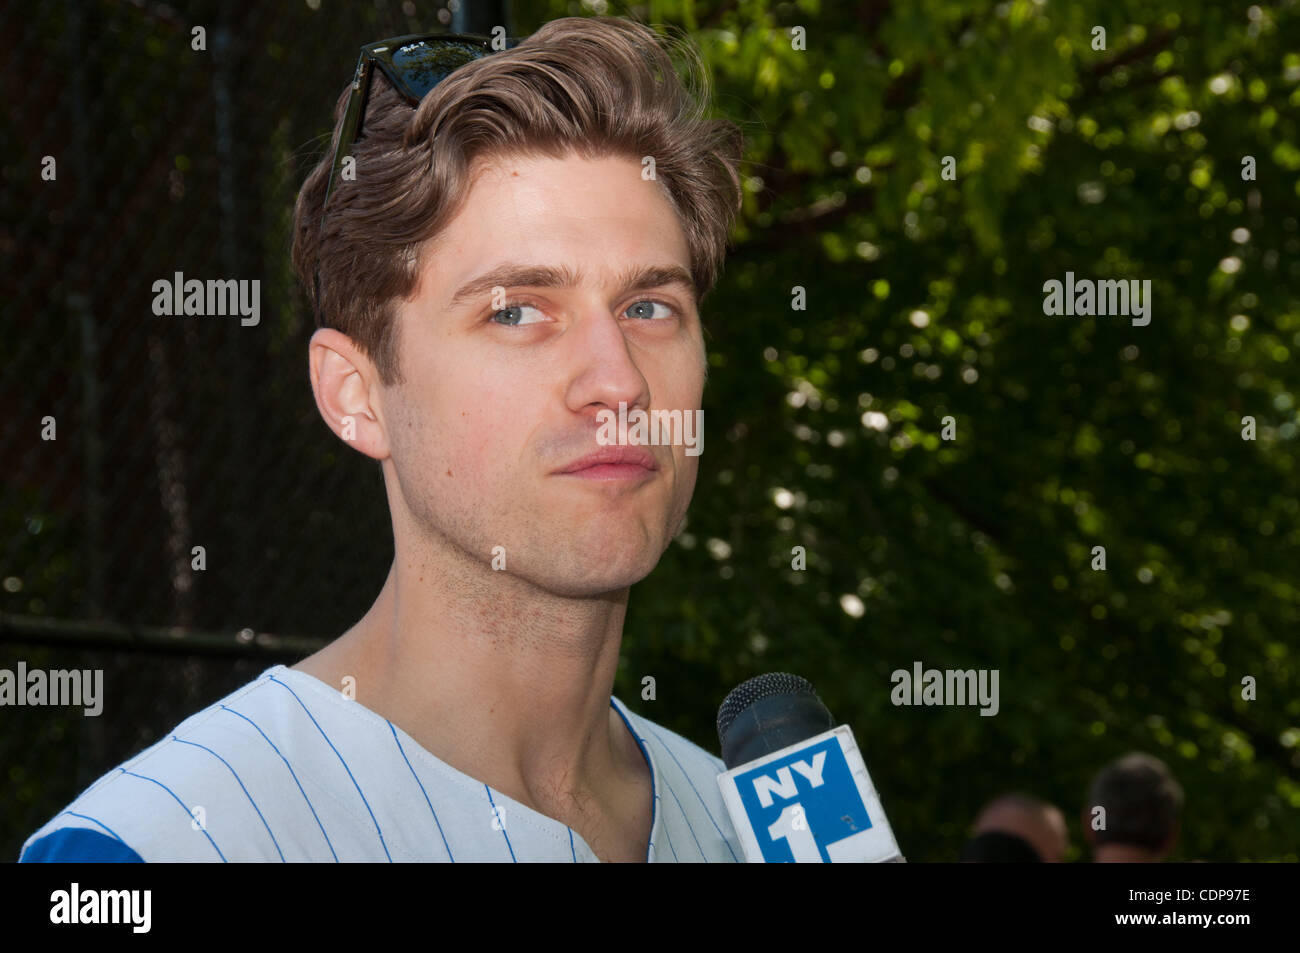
[733,736,873,862]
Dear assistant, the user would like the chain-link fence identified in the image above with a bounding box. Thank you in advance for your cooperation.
[1,0,515,860]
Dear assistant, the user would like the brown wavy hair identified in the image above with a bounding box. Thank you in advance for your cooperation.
[291,15,746,386]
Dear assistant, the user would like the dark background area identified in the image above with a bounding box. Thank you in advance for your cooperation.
[2,0,1297,862]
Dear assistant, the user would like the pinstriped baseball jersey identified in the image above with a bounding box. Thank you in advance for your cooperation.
[19,664,741,862]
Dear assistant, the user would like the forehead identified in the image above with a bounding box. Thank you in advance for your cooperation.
[418,151,693,304]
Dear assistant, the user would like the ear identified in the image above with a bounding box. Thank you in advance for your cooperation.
[308,328,392,461]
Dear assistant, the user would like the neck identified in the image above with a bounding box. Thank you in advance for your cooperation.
[300,525,639,817]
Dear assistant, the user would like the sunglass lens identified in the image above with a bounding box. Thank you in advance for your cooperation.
[386,39,491,100]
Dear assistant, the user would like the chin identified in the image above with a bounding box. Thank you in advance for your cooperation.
[535,544,665,597]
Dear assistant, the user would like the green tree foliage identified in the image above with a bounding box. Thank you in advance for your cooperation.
[526,0,1300,861]
[3,0,1295,864]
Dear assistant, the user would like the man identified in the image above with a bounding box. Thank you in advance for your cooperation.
[1082,752,1183,862]
[21,15,745,862]
[959,792,1069,862]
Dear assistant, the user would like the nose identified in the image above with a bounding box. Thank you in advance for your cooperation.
[562,307,653,425]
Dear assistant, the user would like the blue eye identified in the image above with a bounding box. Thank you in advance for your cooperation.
[625,300,675,320]
[490,302,546,326]
[489,298,678,327]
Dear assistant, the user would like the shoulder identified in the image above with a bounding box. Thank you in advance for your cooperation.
[19,666,304,863]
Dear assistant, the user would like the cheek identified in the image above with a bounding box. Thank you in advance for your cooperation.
[432,402,497,480]
[420,377,521,484]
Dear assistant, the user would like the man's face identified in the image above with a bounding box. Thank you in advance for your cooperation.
[381,151,706,597]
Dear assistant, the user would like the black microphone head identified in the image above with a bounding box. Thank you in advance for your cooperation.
[716,673,835,769]
[716,673,816,738]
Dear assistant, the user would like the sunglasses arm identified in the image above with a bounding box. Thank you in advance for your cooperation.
[319,54,373,233]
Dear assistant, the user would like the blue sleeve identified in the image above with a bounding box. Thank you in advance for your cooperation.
[20,828,145,863]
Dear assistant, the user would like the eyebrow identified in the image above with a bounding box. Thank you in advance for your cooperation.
[446,262,699,311]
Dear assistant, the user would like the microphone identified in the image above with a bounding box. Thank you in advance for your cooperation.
[715,673,905,862]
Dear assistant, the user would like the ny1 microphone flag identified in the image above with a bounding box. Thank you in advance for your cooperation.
[717,725,903,863]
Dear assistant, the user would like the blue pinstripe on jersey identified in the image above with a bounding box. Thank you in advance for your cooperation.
[221,704,338,861]
[62,810,128,844]
[643,724,740,862]
[268,674,392,861]
[610,698,659,862]
[121,769,227,861]
[658,798,679,861]
[659,766,706,859]
[388,720,455,862]
[484,784,517,862]
[173,736,285,861]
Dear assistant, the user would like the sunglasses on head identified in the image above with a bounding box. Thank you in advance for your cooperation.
[315,32,514,326]
[320,33,514,227]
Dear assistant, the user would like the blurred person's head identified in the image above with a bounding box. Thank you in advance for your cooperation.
[961,792,1069,862]
[1083,752,1183,862]
[290,17,744,597]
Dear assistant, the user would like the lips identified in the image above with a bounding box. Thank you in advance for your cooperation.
[553,446,659,476]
